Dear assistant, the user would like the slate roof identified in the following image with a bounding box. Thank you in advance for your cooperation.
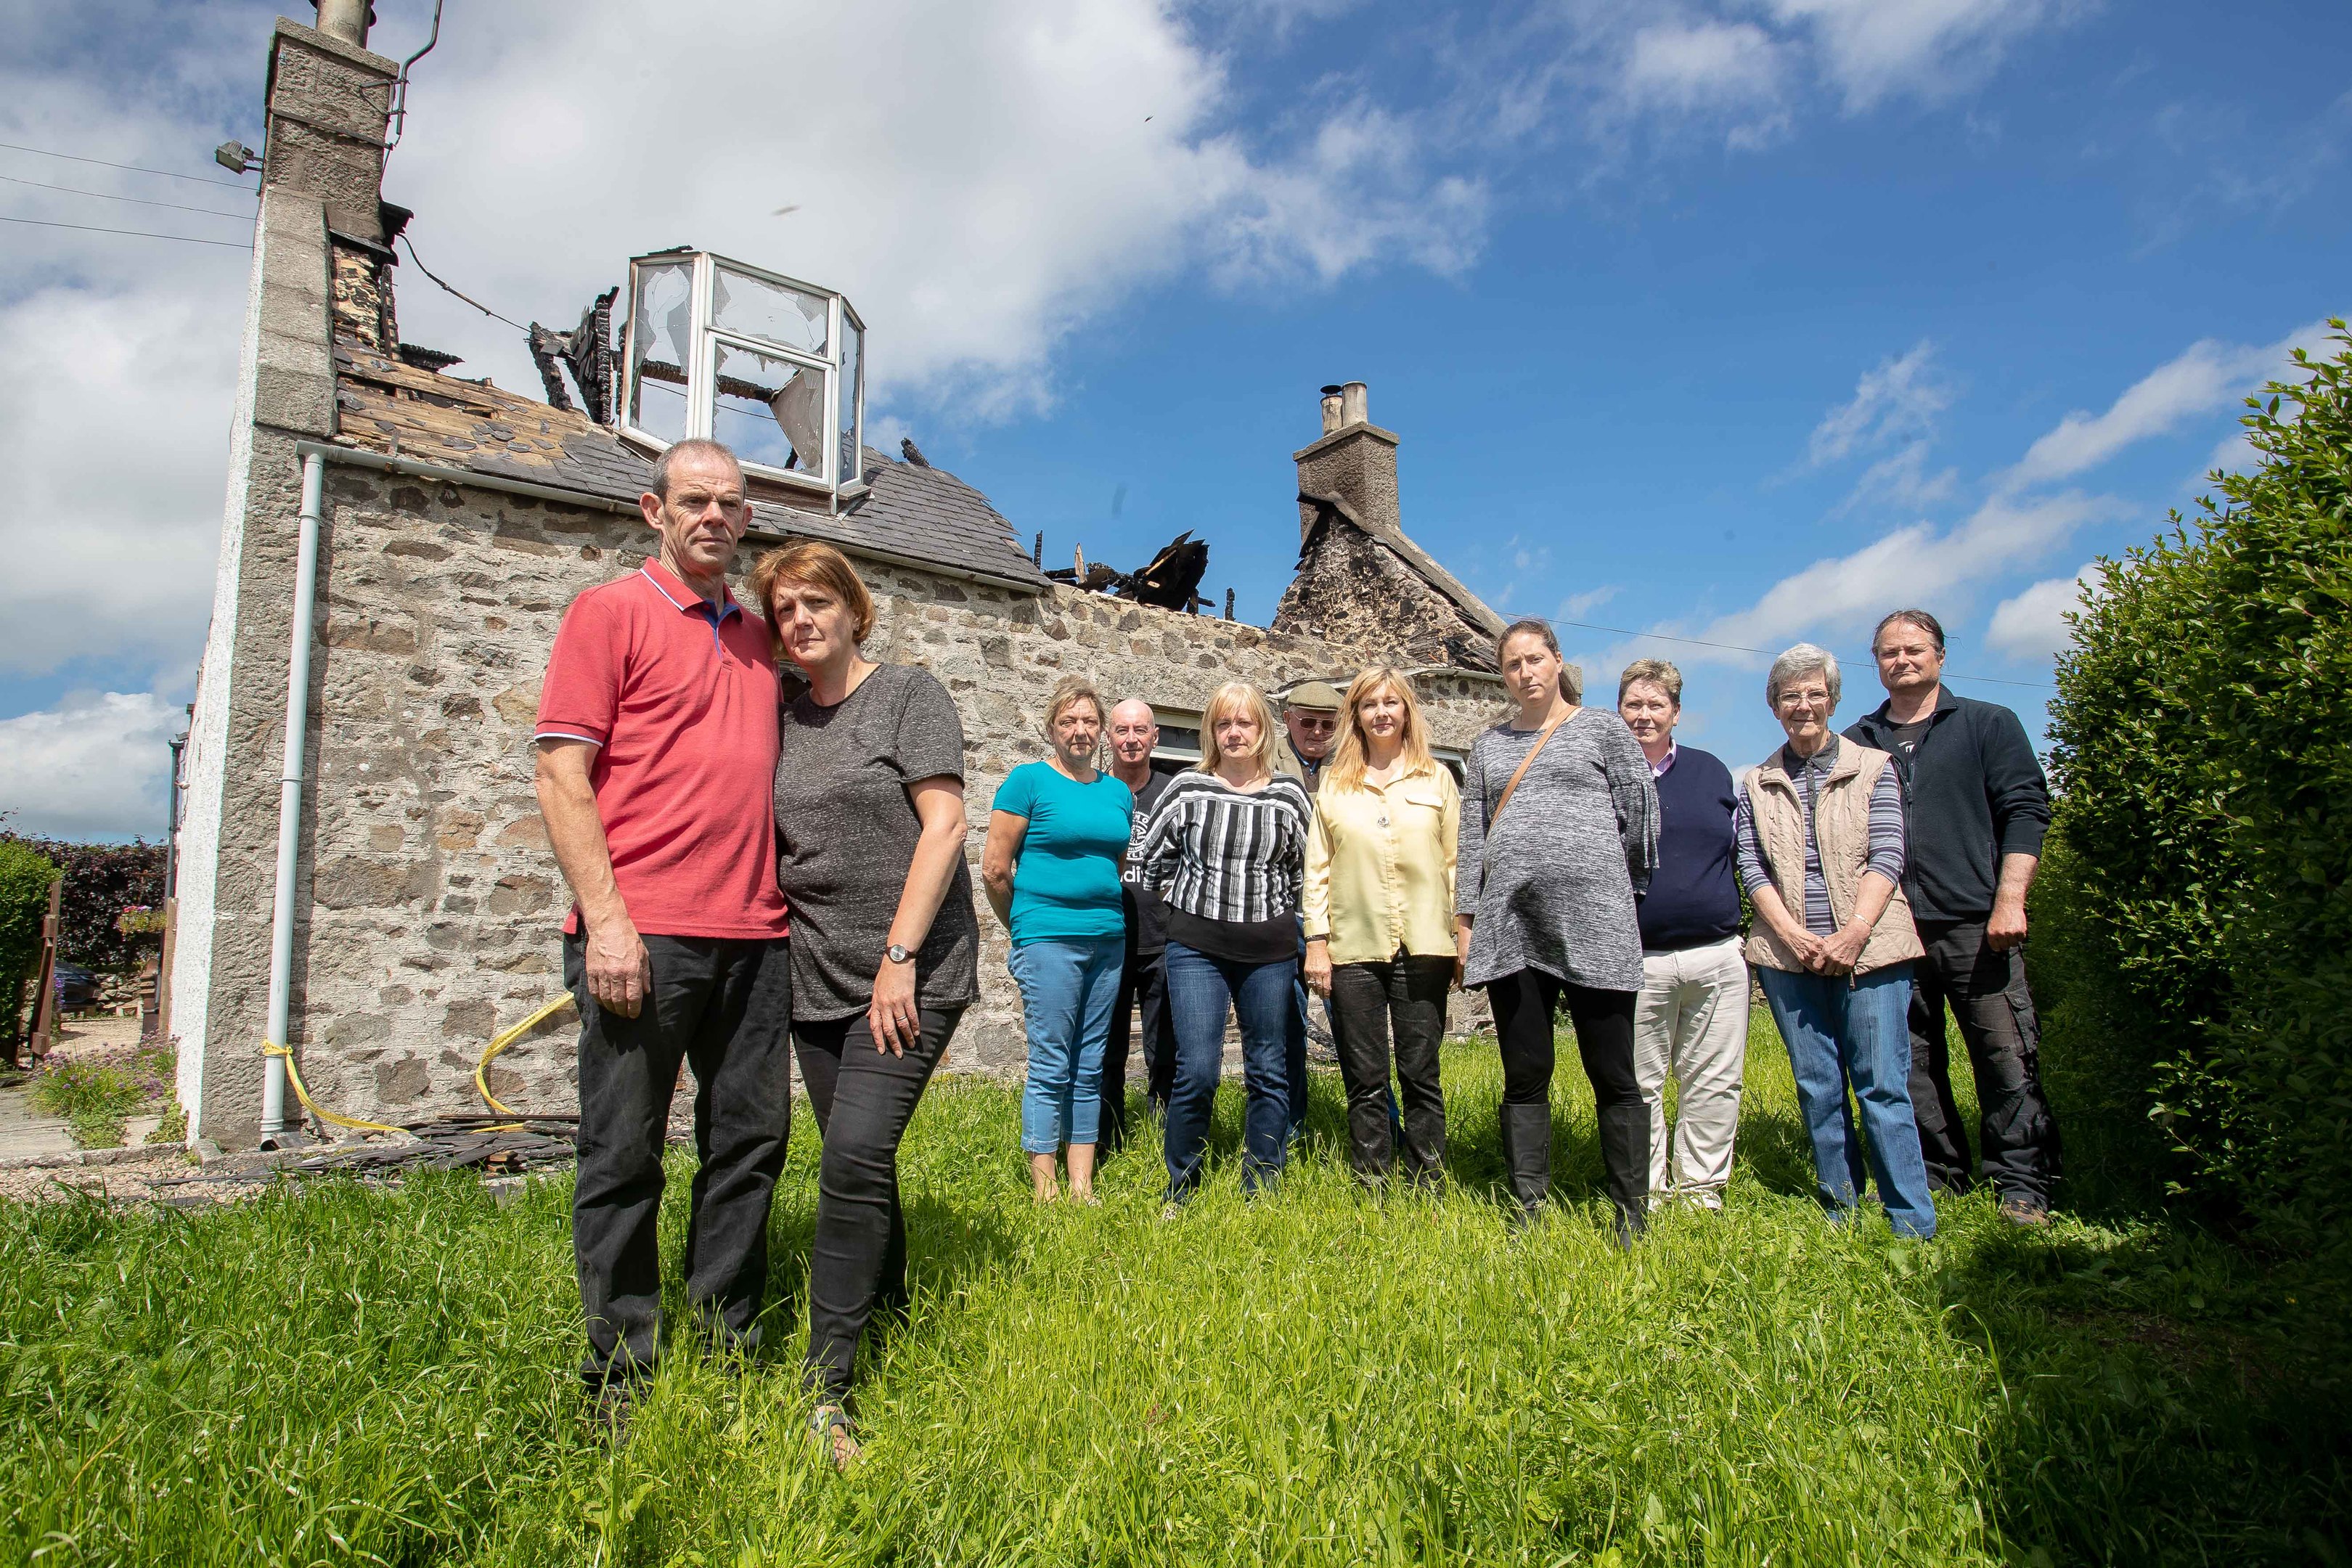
[331,341,1049,590]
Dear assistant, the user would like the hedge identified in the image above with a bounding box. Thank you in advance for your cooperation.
[0,835,166,976]
[2038,320,2352,1251]
[0,840,61,1050]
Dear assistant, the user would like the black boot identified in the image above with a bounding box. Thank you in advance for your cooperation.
[1598,1103,1650,1246]
[1499,1103,1552,1230]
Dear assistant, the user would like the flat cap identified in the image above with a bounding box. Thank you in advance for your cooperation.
[1283,679,1343,711]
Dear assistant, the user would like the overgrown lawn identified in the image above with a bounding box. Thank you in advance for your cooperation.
[0,1015,2341,1565]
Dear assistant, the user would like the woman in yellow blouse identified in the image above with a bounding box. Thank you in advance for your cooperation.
[1303,667,1461,1188]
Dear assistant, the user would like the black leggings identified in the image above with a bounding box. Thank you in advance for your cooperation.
[1485,968,1642,1111]
[791,1006,960,1405]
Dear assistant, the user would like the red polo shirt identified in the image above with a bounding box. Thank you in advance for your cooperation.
[535,559,789,940]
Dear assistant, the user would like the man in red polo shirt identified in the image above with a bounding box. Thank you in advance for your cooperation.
[534,437,791,1436]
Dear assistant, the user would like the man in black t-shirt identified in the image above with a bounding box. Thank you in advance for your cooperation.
[1102,699,1176,1152]
[1847,609,2062,1224]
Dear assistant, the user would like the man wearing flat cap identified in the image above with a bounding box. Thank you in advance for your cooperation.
[1275,680,1343,794]
[1275,681,1344,1138]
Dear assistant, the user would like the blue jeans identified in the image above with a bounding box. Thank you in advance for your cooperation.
[1162,940,1295,1199]
[1010,935,1125,1154]
[1757,963,1937,1238]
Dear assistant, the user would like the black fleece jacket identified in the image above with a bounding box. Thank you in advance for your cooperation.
[1845,685,2050,922]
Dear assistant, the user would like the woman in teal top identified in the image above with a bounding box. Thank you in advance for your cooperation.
[981,677,1136,1202]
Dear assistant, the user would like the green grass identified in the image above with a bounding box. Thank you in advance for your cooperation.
[0,1013,2343,1567]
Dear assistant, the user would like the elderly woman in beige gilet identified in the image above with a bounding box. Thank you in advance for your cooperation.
[1735,644,1937,1238]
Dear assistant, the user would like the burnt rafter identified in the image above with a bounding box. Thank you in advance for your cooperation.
[1044,530,1212,613]
[526,286,620,425]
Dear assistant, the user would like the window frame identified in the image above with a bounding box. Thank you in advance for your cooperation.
[618,249,868,507]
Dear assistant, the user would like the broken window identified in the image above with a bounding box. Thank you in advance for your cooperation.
[619,250,866,502]
[625,259,695,446]
[836,314,863,483]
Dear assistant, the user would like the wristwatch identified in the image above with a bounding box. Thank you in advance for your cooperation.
[885,943,914,964]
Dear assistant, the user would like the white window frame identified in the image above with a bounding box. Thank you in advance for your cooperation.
[619,249,867,507]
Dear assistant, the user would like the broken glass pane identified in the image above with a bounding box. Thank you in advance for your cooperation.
[836,320,862,484]
[711,338,830,479]
[626,260,694,443]
[712,266,828,357]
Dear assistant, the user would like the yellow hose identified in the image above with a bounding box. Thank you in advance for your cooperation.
[261,1041,407,1136]
[254,992,576,1139]
[475,994,577,1119]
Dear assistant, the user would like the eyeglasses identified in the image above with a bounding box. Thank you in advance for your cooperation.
[1293,716,1337,732]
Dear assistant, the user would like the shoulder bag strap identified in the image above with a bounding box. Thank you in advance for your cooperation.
[1490,708,1574,829]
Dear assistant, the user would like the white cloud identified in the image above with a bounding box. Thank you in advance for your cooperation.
[1807,339,1950,466]
[1622,22,1786,111]
[1666,316,2332,674]
[1985,561,2099,661]
[1558,584,1620,620]
[0,691,181,841]
[1482,0,2078,164]
[1691,489,2118,656]
[2002,319,2332,491]
[387,0,1485,420]
[0,284,240,680]
[1836,439,1959,514]
[1764,0,2078,112]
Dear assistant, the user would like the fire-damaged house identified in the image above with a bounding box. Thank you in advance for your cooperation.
[167,10,1512,1148]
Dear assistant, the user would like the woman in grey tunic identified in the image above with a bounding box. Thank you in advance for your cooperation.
[1455,618,1659,1237]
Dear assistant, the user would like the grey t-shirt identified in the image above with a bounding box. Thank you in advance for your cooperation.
[774,663,980,1021]
[1119,768,1174,954]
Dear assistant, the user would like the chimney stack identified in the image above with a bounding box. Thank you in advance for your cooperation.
[1294,379,1400,546]
[311,0,373,48]
[266,13,399,242]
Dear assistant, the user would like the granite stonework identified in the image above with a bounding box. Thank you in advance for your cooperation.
[247,464,1507,1131]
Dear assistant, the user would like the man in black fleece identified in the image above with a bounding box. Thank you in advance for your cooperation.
[1846,610,2062,1223]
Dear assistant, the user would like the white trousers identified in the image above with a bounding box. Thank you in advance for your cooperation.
[1633,935,1749,1204]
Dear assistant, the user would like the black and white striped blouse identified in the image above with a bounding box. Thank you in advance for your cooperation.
[1136,770,1314,924]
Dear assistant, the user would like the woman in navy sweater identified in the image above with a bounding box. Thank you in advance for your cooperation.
[1618,660,1748,1208]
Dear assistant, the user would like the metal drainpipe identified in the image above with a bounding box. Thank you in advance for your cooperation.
[261,452,325,1142]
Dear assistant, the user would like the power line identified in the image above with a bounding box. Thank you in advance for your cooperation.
[1519,613,2056,690]
[0,171,253,221]
[0,139,258,189]
[397,233,528,331]
[0,214,250,249]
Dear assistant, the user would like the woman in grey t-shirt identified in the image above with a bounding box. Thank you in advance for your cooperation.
[756,541,978,1469]
[1455,618,1658,1240]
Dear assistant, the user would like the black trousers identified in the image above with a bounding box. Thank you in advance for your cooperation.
[1487,968,1648,1220]
[793,1006,960,1405]
[1485,968,1643,1111]
[567,932,793,1390]
[1908,918,2063,1205]
[1101,946,1175,1152]
[1328,953,1450,1183]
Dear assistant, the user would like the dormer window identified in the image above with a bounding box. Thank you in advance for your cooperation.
[621,248,866,503]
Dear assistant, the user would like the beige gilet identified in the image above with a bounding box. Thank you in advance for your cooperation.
[1741,741,1924,976]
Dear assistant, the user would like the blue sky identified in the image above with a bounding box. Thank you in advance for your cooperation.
[1,0,2345,838]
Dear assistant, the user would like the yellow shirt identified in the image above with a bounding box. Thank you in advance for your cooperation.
[1302,761,1460,964]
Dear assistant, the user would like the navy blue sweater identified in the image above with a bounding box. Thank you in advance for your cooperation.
[1637,746,1744,951]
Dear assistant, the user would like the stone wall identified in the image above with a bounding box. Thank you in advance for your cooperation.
[261,464,1508,1132]
[1272,520,1497,671]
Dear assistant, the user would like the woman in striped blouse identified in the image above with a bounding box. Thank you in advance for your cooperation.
[1137,681,1316,1204]
[1736,643,1935,1239]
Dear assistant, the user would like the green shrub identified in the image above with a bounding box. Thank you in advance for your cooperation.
[0,840,60,1050]
[24,1058,144,1151]
[2041,320,2352,1251]
[0,834,164,976]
